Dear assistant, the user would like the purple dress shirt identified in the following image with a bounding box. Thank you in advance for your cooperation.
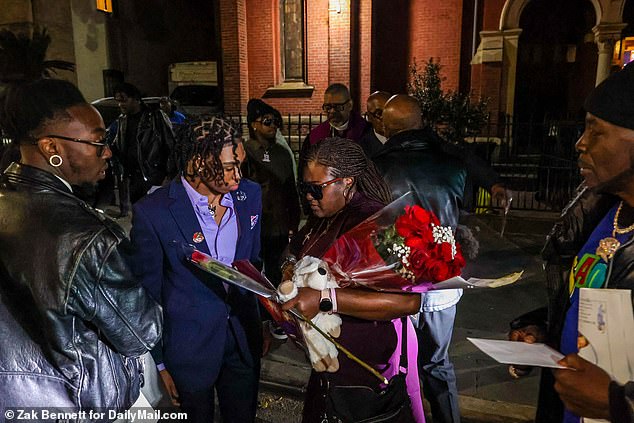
[181,176,238,266]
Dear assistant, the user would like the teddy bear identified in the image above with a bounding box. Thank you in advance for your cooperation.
[277,255,341,372]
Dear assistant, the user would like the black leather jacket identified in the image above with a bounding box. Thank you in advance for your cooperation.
[541,186,622,342]
[372,128,467,230]
[0,163,162,417]
[113,108,175,185]
[522,187,634,423]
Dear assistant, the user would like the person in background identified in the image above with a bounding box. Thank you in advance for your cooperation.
[302,83,367,155]
[112,83,175,217]
[160,96,187,125]
[360,90,391,158]
[129,116,264,423]
[243,99,300,287]
[374,94,468,423]
[510,64,634,423]
[0,78,162,411]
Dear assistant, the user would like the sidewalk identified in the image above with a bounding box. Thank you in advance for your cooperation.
[259,211,557,423]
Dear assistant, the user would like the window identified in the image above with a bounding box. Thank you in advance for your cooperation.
[280,0,305,82]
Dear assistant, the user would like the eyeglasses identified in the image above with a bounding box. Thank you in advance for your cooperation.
[255,117,280,127]
[298,177,343,200]
[322,100,350,112]
[364,109,383,121]
[42,134,110,157]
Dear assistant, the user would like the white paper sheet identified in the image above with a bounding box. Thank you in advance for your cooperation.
[431,271,524,290]
[578,288,634,423]
[467,337,567,368]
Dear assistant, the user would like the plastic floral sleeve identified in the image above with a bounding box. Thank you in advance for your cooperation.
[322,192,466,293]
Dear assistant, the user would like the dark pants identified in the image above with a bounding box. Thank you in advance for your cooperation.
[261,234,289,287]
[177,328,259,423]
[120,172,152,215]
[417,305,461,423]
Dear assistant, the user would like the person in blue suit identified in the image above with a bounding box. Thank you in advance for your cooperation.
[129,116,263,422]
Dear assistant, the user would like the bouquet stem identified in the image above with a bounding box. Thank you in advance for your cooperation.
[286,308,389,385]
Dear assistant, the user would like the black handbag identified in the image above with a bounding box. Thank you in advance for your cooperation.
[324,317,414,423]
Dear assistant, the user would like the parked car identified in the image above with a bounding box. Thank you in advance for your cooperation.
[91,96,162,128]
[169,84,223,116]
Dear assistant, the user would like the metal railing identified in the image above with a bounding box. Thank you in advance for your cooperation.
[229,112,582,213]
[0,113,582,213]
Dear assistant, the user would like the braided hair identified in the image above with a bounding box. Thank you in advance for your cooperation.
[172,115,242,185]
[302,137,392,205]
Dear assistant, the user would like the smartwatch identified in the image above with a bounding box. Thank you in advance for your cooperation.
[319,289,333,313]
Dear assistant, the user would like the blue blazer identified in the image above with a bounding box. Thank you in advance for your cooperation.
[129,178,263,391]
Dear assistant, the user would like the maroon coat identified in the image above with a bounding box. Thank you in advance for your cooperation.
[289,192,398,422]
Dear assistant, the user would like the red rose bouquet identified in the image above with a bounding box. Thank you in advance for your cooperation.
[322,192,466,292]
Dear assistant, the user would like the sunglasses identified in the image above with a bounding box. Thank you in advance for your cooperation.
[298,177,342,200]
[322,100,350,112]
[42,134,110,157]
[256,117,280,127]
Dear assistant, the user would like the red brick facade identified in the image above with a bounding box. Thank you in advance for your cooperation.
[221,0,497,116]
[219,0,250,114]
[408,0,464,91]
[221,0,372,115]
[219,0,490,114]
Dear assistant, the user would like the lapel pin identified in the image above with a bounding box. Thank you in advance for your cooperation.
[236,191,247,201]
[192,232,205,243]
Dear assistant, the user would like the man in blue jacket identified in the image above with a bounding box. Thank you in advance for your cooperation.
[129,116,263,422]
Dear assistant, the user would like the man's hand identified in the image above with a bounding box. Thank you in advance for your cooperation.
[280,287,320,319]
[159,368,181,407]
[554,353,611,419]
[507,324,547,378]
[508,324,546,344]
[491,183,512,211]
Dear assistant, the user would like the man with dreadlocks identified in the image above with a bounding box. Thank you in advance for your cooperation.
[129,116,263,422]
[0,78,162,412]
[281,137,425,422]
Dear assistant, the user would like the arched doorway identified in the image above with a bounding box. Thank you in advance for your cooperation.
[513,0,597,122]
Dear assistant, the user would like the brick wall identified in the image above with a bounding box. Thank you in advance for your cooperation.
[482,0,506,30]
[408,0,464,92]
[358,0,372,108]
[241,0,339,115]
[470,62,503,126]
[220,0,250,114]
[470,0,508,124]
[246,0,274,100]
[328,0,351,85]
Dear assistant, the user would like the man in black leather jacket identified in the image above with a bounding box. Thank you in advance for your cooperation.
[373,94,467,423]
[0,79,162,417]
[510,64,634,423]
[112,83,175,217]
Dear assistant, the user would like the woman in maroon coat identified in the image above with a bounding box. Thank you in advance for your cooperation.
[281,137,423,422]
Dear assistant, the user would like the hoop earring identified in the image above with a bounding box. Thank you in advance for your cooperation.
[49,155,63,167]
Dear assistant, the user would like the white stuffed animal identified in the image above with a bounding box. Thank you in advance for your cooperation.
[278,256,341,372]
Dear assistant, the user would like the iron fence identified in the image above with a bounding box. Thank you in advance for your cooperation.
[0,112,583,213]
[465,114,582,212]
[228,112,583,213]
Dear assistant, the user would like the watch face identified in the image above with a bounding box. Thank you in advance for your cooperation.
[319,298,333,312]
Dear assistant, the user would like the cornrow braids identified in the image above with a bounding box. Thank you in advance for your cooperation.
[302,137,392,205]
[172,115,242,185]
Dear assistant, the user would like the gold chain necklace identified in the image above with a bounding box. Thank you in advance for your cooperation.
[613,201,634,234]
[596,201,634,261]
